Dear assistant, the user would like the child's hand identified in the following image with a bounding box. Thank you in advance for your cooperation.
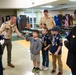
[24,37,26,40]
[26,31,29,35]
[0,40,4,45]
[54,52,58,56]
[44,47,47,51]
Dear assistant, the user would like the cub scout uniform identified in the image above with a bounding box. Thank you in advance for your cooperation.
[51,34,63,73]
[42,34,51,67]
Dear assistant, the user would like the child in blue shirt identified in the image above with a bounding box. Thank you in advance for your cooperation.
[41,28,51,71]
[50,26,63,75]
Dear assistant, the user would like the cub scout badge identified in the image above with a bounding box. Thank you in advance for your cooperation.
[44,41,46,46]
[72,35,75,38]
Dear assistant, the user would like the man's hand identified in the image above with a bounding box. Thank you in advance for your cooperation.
[54,51,58,56]
[44,47,47,51]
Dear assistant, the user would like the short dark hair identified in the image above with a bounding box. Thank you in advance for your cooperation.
[11,15,17,18]
[74,10,76,14]
[44,10,48,13]
[33,30,39,34]
[43,28,48,32]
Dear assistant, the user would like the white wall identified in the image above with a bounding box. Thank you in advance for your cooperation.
[0,9,16,26]
[0,10,16,16]
[17,10,36,17]
[36,12,42,24]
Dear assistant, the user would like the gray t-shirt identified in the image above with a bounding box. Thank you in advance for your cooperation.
[26,35,42,55]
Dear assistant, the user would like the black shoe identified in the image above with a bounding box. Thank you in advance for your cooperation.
[3,67,5,70]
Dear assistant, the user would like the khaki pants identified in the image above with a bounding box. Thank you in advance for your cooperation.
[52,54,63,73]
[2,39,12,64]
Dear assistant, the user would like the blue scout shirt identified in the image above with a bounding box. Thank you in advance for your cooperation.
[51,34,62,55]
[42,34,51,50]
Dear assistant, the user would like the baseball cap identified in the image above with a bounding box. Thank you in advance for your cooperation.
[50,26,60,32]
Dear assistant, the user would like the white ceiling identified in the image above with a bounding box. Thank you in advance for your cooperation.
[30,0,76,11]
[0,0,57,9]
[0,0,76,11]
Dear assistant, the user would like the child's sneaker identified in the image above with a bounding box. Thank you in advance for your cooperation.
[43,67,49,71]
[35,67,40,73]
[32,67,36,73]
[41,66,45,70]
[57,72,62,75]
[51,70,56,74]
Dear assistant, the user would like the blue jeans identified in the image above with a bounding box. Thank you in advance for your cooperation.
[0,56,3,75]
[42,50,49,67]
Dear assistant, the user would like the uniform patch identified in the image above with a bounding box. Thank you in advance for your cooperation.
[56,44,58,46]
[72,35,75,38]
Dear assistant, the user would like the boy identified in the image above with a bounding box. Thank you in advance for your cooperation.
[25,30,42,73]
[50,26,63,75]
[41,28,51,70]
[42,24,52,55]
[0,32,4,75]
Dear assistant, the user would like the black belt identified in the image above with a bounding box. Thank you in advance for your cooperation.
[4,39,11,40]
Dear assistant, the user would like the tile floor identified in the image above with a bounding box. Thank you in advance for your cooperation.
[2,40,71,75]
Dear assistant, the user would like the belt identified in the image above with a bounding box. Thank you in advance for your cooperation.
[4,39,11,40]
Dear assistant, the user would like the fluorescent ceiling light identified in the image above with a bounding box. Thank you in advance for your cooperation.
[31,0,58,3]
[40,10,44,12]
[49,0,58,2]
[70,0,76,1]
[41,5,54,8]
